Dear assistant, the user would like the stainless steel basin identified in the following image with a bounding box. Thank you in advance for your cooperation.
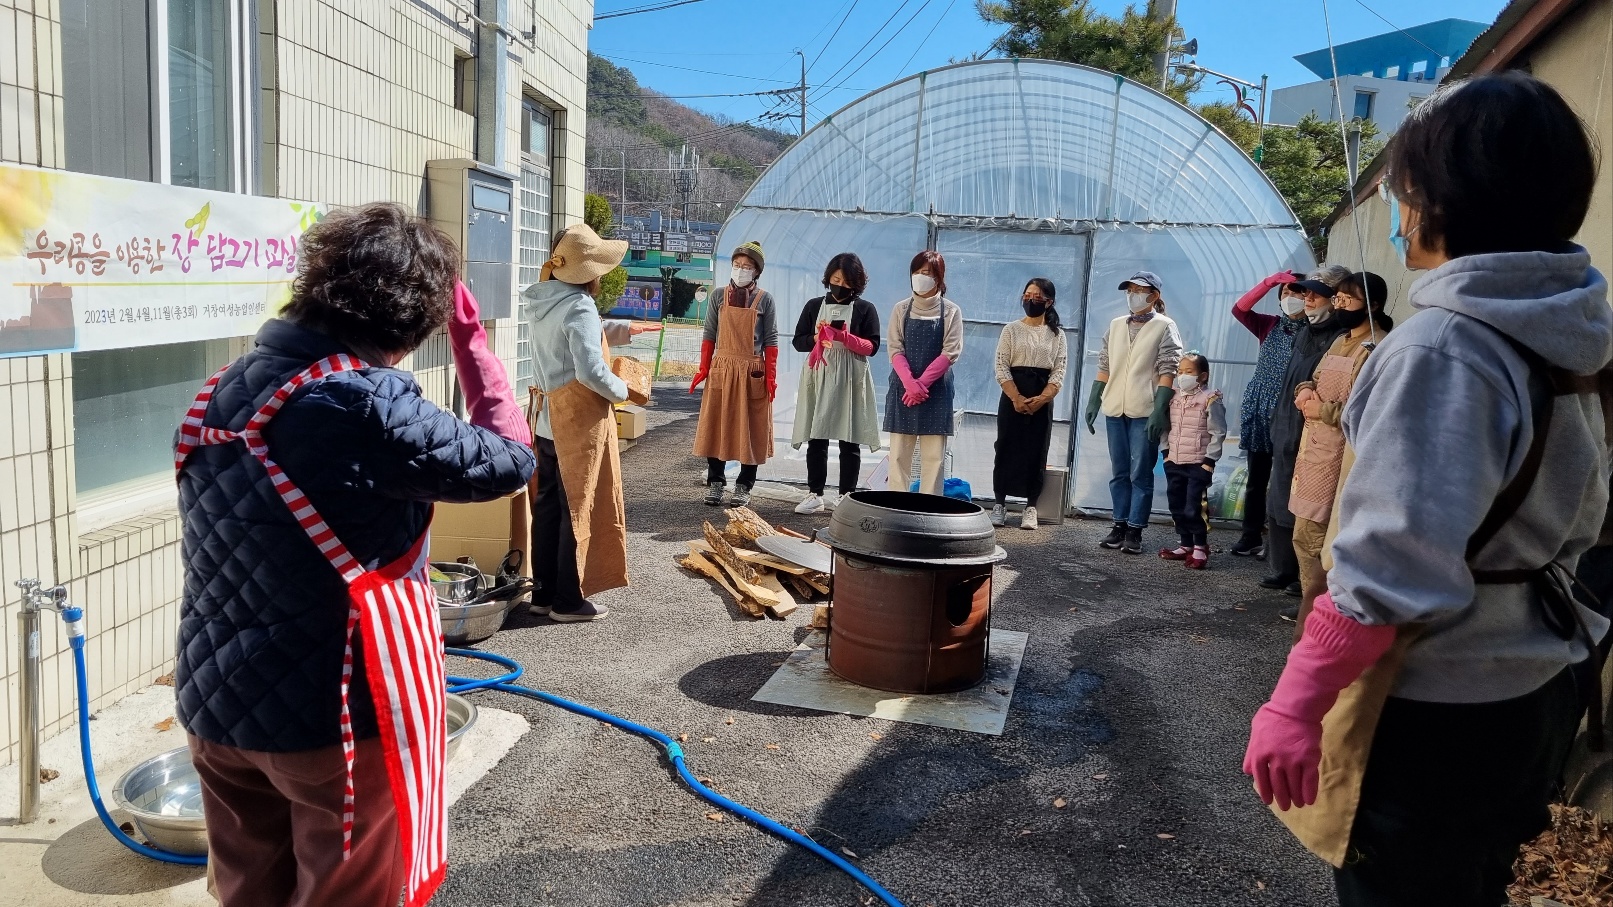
[438,596,514,646]
[115,698,479,856]
[112,746,208,856]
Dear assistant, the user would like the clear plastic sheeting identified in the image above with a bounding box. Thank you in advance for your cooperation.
[716,59,1315,514]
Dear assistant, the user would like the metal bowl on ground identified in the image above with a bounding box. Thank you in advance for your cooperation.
[446,693,478,762]
[819,490,1005,565]
[430,563,481,603]
[438,595,513,646]
[112,746,209,856]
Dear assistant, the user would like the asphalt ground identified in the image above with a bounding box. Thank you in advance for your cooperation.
[435,385,1334,907]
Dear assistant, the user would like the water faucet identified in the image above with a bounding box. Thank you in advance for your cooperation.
[15,579,69,614]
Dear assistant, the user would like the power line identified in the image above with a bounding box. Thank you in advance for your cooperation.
[1348,0,1445,62]
[590,47,791,57]
[597,53,802,83]
[808,1,862,75]
[895,0,956,78]
[596,0,708,21]
[825,0,937,95]
[591,88,797,100]
[816,0,914,90]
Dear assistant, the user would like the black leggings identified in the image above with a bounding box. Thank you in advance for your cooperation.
[706,459,757,487]
[805,439,861,495]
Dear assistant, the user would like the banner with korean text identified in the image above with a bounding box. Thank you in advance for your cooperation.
[0,163,325,359]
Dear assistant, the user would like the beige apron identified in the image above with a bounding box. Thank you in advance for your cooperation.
[693,301,773,465]
[1273,440,1419,866]
[528,380,629,599]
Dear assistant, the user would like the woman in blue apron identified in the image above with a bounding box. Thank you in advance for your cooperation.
[884,250,963,495]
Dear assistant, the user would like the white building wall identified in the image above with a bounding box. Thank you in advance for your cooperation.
[0,0,594,764]
[1269,74,1440,134]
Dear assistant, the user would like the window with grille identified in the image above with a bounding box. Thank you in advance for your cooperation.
[516,99,555,390]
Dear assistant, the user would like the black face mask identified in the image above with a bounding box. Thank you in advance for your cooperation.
[828,285,855,302]
[1333,307,1368,330]
[1022,300,1048,317]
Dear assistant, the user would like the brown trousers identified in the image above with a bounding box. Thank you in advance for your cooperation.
[1292,516,1329,641]
[189,734,404,907]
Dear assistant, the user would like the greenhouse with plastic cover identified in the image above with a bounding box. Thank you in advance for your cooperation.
[713,58,1316,517]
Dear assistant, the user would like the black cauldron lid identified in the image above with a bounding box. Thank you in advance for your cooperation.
[817,491,1006,566]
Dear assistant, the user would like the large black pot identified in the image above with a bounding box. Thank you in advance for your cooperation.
[817,491,1005,566]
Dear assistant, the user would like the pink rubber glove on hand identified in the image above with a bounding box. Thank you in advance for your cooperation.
[833,327,875,357]
[1242,592,1395,811]
[449,281,532,446]
[915,355,951,391]
[891,353,923,396]
[807,324,832,370]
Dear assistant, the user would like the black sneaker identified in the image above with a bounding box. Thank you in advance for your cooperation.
[1278,603,1299,622]
[704,481,726,506]
[1230,536,1264,557]
[1283,581,1302,597]
[1257,574,1292,590]
[1099,523,1127,549]
[730,483,753,508]
[1121,526,1143,555]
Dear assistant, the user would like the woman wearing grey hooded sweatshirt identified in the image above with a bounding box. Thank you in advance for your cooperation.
[1243,72,1610,905]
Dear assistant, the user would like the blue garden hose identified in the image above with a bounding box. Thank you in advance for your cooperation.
[64,608,209,866]
[58,607,904,905]
[445,647,905,907]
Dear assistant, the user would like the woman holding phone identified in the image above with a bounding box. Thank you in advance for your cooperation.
[792,252,882,514]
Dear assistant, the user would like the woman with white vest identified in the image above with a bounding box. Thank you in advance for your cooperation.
[1083,271,1183,555]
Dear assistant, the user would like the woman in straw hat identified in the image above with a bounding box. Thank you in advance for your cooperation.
[521,224,633,622]
[690,241,779,507]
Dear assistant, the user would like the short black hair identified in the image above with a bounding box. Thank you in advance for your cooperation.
[822,252,868,295]
[283,203,459,355]
[1386,71,1599,259]
[1339,271,1389,312]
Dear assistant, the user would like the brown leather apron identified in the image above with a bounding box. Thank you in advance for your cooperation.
[1289,351,1357,525]
[693,301,773,465]
[528,378,630,599]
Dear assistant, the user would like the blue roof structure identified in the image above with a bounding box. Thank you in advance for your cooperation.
[1294,18,1488,80]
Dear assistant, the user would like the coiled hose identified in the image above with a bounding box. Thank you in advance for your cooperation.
[445,647,904,907]
[59,609,904,904]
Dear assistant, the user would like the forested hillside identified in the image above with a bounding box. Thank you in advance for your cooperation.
[586,55,795,224]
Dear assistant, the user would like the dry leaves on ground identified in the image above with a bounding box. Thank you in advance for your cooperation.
[39,768,59,783]
[153,716,176,732]
[153,673,174,686]
[1509,805,1613,907]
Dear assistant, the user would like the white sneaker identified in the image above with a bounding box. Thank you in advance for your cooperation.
[823,491,841,510]
[1020,506,1039,530]
[795,494,825,514]
[989,503,1006,526]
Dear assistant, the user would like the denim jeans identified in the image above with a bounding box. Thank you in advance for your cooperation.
[1106,415,1156,527]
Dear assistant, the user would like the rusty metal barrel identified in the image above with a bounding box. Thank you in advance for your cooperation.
[817,491,1006,694]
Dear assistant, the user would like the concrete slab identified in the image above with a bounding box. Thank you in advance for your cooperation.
[751,629,1029,735]
[0,683,529,907]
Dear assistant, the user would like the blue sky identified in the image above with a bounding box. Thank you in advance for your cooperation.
[589,0,1507,129]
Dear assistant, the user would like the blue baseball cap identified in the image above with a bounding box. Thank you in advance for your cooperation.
[1118,271,1163,294]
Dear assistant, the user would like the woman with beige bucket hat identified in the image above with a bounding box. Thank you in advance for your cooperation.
[520,223,634,622]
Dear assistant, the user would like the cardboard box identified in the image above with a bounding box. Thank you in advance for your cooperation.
[429,489,530,578]
[615,404,648,440]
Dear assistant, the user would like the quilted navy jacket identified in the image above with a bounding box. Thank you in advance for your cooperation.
[175,319,536,752]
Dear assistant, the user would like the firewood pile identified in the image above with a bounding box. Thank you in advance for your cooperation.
[677,507,832,625]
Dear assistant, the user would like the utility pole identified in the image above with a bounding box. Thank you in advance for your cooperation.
[1149,0,1179,91]
[797,49,807,137]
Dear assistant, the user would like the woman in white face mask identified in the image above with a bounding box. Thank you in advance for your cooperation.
[690,241,779,507]
[1227,269,1306,560]
[1083,270,1182,555]
[884,250,963,495]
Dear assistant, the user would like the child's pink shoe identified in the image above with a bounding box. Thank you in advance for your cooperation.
[1185,546,1209,570]
[1159,545,1189,561]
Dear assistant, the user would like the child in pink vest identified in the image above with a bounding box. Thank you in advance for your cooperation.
[1161,353,1227,569]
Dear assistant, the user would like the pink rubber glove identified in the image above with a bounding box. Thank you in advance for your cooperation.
[915,354,951,392]
[448,281,532,446]
[891,353,923,396]
[901,388,928,407]
[836,329,875,357]
[807,324,831,370]
[1267,270,1299,288]
[1242,592,1396,810]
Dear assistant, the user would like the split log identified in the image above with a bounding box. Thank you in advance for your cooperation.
[722,506,778,545]
[687,539,811,575]
[703,522,758,585]
[776,526,811,540]
[811,604,831,629]
[800,571,832,596]
[686,541,781,607]
[783,573,818,601]
[755,573,798,620]
[678,552,763,618]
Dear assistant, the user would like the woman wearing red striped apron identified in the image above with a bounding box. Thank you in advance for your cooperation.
[174,205,535,907]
